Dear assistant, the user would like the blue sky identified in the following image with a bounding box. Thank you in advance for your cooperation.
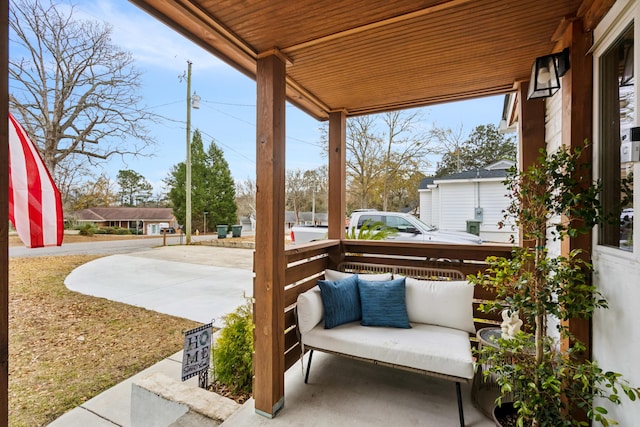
[72,0,506,194]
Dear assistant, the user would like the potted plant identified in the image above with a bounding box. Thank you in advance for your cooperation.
[470,143,640,426]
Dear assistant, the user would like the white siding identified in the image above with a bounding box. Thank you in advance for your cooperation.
[419,189,432,225]
[439,182,476,231]
[545,90,563,260]
[478,181,515,243]
[418,178,515,242]
[431,186,440,228]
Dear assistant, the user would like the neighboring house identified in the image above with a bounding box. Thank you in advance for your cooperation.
[418,160,516,243]
[72,207,177,236]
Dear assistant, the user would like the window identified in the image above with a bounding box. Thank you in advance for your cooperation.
[357,215,382,228]
[385,216,415,232]
[598,24,635,252]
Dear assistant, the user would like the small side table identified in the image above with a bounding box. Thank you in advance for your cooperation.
[472,327,503,419]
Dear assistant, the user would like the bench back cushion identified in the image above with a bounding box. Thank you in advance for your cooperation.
[296,270,393,334]
[324,269,392,282]
[404,278,475,333]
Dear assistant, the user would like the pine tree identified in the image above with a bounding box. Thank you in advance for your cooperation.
[165,130,237,233]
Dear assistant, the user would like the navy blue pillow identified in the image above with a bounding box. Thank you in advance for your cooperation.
[358,278,411,328]
[317,274,360,329]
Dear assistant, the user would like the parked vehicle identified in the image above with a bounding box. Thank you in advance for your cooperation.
[290,211,482,245]
[161,226,176,234]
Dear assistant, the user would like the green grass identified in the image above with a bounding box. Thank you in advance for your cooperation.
[9,255,200,426]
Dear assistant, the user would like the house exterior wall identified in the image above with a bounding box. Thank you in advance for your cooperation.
[591,2,640,423]
[431,186,440,228]
[419,179,513,243]
[477,180,514,242]
[545,87,563,261]
[418,189,432,224]
[438,182,475,231]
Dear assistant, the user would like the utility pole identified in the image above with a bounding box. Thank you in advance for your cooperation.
[185,60,192,245]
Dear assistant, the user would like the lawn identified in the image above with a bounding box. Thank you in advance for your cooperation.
[9,255,200,426]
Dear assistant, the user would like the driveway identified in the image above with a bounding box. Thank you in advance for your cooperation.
[64,245,254,324]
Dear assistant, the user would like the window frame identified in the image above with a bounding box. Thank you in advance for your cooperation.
[593,0,638,256]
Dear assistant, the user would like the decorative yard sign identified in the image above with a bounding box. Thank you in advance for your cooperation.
[182,323,213,385]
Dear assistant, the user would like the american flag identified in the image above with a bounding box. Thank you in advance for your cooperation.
[8,113,63,248]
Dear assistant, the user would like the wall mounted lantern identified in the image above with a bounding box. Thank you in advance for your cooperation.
[527,48,570,99]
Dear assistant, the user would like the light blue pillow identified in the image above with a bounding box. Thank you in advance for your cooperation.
[358,278,411,329]
[317,274,360,329]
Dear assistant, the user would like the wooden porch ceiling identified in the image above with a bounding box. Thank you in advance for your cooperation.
[130,0,601,121]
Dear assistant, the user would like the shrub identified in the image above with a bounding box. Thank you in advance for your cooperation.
[115,228,131,235]
[78,224,94,236]
[213,300,254,395]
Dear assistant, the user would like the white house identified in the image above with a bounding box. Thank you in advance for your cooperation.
[419,160,516,243]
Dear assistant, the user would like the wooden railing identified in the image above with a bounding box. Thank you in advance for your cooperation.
[281,239,514,371]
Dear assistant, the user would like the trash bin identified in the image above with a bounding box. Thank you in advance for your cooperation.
[466,220,481,236]
[217,225,228,238]
[231,225,242,238]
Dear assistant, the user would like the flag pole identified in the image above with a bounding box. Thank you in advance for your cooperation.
[1,0,10,423]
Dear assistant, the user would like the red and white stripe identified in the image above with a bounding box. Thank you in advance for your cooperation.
[8,113,63,248]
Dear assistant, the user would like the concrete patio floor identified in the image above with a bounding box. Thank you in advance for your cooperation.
[223,351,494,427]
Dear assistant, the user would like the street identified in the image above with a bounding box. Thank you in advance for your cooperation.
[9,235,186,258]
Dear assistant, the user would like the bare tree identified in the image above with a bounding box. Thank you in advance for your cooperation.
[8,0,156,179]
[429,124,467,174]
[380,111,432,210]
[346,115,385,209]
[345,112,432,210]
[236,178,257,220]
[286,169,308,224]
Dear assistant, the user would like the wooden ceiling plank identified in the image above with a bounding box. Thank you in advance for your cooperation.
[281,0,475,54]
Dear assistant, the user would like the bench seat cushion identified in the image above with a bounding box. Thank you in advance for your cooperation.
[301,322,474,380]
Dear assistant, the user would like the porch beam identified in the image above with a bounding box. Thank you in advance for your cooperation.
[560,19,593,355]
[254,53,286,417]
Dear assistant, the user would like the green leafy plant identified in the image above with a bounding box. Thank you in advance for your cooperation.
[470,143,640,426]
[346,219,397,240]
[213,300,254,395]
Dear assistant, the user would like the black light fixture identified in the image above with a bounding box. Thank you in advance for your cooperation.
[527,48,570,99]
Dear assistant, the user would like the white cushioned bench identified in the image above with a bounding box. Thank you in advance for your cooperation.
[296,263,475,427]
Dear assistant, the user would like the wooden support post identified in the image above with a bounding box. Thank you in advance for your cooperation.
[327,111,347,266]
[560,20,593,356]
[517,80,546,246]
[0,1,9,424]
[327,110,346,241]
[254,53,286,418]
[517,81,546,173]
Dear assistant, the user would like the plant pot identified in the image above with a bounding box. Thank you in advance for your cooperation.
[493,401,519,427]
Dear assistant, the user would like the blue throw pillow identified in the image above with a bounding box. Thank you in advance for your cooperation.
[358,278,411,328]
[317,274,360,329]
